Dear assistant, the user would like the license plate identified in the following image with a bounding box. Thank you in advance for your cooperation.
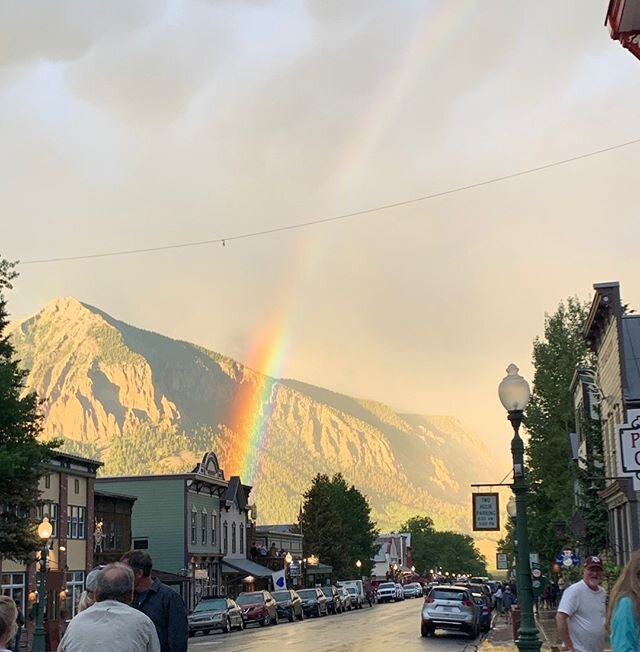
[441,607,452,612]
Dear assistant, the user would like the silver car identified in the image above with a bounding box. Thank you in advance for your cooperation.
[421,585,480,639]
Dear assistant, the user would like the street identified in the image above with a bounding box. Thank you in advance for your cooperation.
[187,600,484,652]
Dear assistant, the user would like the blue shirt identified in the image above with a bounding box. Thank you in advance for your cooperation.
[132,578,188,652]
[610,596,640,652]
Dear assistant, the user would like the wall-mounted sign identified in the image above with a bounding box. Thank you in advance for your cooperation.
[618,410,640,490]
[472,492,500,531]
[496,553,509,570]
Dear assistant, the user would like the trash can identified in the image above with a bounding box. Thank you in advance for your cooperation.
[512,606,521,640]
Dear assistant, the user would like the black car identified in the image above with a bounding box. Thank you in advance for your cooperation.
[271,589,304,622]
[188,596,244,636]
[297,588,329,617]
[320,586,343,615]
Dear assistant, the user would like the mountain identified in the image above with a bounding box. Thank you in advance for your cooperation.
[8,297,497,536]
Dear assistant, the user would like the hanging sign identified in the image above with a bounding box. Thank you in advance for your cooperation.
[472,492,500,531]
[496,553,509,570]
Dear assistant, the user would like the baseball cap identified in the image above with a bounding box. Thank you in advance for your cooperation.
[584,555,603,570]
[85,565,106,591]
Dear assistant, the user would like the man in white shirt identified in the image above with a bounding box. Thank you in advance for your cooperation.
[556,555,607,652]
[58,563,160,652]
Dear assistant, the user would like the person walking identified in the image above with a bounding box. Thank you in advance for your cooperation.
[502,586,514,623]
[121,551,188,652]
[494,585,503,614]
[556,556,607,652]
[607,550,640,652]
[57,563,160,652]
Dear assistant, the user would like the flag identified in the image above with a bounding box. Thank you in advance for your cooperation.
[272,569,287,591]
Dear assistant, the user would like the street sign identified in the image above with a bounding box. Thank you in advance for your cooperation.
[496,553,509,570]
[472,492,500,531]
[532,569,541,578]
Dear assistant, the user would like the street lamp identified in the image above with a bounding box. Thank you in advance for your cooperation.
[284,552,293,586]
[33,516,53,652]
[355,559,362,575]
[499,363,541,652]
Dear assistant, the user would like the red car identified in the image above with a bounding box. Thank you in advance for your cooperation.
[236,591,279,626]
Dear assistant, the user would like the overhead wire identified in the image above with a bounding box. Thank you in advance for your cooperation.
[19,136,640,266]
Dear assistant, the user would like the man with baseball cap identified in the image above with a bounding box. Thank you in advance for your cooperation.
[556,555,607,652]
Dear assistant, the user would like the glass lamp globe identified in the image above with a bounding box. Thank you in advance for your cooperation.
[498,364,531,412]
[506,495,517,518]
[38,516,53,540]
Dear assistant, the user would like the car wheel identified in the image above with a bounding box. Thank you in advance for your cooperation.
[288,612,295,622]
[421,623,432,638]
[261,613,269,626]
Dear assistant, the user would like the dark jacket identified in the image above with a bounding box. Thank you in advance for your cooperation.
[133,578,188,652]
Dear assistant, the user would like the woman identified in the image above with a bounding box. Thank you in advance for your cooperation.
[0,596,17,652]
[608,550,640,652]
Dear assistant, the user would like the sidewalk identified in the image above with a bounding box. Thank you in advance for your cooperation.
[479,608,561,652]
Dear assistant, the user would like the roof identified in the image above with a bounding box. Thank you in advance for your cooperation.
[223,476,252,510]
[94,489,137,502]
[50,451,103,472]
[221,558,273,578]
[622,315,640,402]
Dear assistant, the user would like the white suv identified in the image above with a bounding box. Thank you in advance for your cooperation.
[376,582,397,603]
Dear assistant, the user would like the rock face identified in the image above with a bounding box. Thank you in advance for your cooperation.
[9,297,496,532]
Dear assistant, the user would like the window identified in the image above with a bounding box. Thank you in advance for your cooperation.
[38,503,58,538]
[223,522,228,555]
[1,573,25,614]
[44,474,51,489]
[133,538,148,550]
[201,511,207,545]
[74,479,80,494]
[66,506,86,539]
[65,571,85,618]
[211,515,217,546]
[191,510,197,545]
[240,524,244,554]
[231,523,237,554]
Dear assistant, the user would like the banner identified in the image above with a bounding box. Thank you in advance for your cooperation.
[272,569,287,591]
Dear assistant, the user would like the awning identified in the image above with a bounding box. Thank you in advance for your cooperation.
[221,558,273,578]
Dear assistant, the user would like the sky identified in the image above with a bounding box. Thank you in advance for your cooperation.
[3,0,640,468]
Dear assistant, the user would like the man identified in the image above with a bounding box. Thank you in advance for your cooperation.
[556,555,607,652]
[121,551,188,652]
[58,563,159,652]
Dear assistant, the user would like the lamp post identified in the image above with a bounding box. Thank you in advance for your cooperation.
[285,552,292,586]
[33,516,53,652]
[498,363,542,652]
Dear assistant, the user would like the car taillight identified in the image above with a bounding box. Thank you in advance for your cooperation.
[425,596,435,603]
[462,599,473,607]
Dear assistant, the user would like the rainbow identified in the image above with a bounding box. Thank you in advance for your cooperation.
[224,0,478,485]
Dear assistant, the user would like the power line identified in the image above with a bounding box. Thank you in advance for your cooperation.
[20,136,640,266]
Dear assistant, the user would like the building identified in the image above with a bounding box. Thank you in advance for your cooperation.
[96,452,228,607]
[0,452,102,649]
[583,281,640,564]
[606,0,640,61]
[371,533,412,580]
[93,489,137,566]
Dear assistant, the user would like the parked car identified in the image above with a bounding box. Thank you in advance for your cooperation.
[394,583,405,600]
[337,587,352,611]
[236,591,279,627]
[188,596,244,636]
[321,585,343,614]
[271,589,304,622]
[421,585,480,639]
[402,582,423,599]
[345,586,364,609]
[376,581,397,603]
[297,587,329,617]
[471,591,492,632]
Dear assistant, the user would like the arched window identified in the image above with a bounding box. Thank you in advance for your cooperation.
[191,508,197,545]
[232,522,237,554]
[239,523,245,554]
[223,522,228,555]
[201,509,208,545]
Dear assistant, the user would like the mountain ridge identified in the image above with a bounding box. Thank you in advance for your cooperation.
[8,297,497,536]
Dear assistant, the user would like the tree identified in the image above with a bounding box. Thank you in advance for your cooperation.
[399,516,487,576]
[299,473,378,579]
[0,258,58,562]
[525,297,606,563]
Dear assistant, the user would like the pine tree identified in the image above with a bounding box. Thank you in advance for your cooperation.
[0,258,58,562]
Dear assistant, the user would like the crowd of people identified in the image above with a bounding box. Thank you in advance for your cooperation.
[56,551,188,652]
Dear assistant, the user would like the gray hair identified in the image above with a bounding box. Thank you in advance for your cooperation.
[95,563,135,604]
